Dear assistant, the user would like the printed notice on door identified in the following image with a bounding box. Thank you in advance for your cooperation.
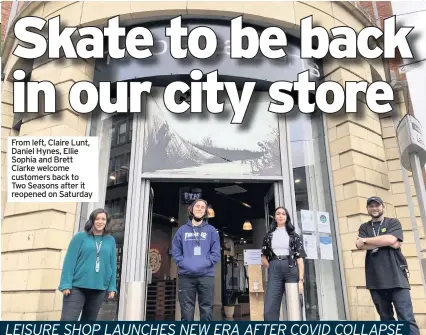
[8,136,99,202]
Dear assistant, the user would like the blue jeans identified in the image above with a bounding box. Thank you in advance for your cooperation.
[370,289,419,335]
[178,276,214,321]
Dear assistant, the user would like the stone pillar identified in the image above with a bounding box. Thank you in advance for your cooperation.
[1,52,95,320]
[325,62,389,321]
[324,55,426,327]
[173,188,196,321]
[1,80,17,219]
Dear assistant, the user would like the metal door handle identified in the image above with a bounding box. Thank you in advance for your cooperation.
[147,268,152,284]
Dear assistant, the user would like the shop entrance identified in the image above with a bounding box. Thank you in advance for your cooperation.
[142,180,278,321]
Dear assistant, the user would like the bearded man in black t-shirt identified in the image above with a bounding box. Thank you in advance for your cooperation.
[355,196,419,335]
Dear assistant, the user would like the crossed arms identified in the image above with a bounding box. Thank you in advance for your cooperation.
[356,235,401,250]
[356,220,403,250]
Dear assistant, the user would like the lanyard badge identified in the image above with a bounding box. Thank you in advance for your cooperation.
[193,226,202,256]
[94,237,103,272]
[193,226,202,245]
[371,218,384,254]
[371,218,384,237]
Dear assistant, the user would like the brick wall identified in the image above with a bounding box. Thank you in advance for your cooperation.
[358,1,392,28]
[359,3,406,82]
[359,1,424,183]
[1,1,25,42]
[358,1,374,19]
[2,1,13,42]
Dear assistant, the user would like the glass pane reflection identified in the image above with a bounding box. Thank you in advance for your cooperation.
[288,110,345,321]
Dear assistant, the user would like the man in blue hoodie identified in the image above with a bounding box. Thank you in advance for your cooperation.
[172,198,221,321]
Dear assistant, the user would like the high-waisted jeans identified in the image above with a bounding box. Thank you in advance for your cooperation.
[264,259,298,321]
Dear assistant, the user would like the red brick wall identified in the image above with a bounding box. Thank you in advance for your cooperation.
[360,2,423,181]
[358,1,375,19]
[2,1,13,42]
[358,1,393,28]
[358,2,413,114]
[1,1,25,42]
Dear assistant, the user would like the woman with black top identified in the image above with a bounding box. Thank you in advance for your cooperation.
[261,206,306,321]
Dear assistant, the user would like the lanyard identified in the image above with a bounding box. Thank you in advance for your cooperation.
[192,225,202,246]
[95,239,103,256]
[371,218,384,237]
[94,236,103,272]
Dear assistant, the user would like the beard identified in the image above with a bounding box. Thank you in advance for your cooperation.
[370,211,383,219]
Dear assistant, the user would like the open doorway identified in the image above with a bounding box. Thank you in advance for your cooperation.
[144,180,276,321]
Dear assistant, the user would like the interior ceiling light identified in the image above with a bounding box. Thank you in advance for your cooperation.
[295,179,301,183]
[208,207,215,218]
[109,175,116,180]
[243,221,252,231]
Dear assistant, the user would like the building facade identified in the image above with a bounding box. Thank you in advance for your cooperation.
[1,1,426,327]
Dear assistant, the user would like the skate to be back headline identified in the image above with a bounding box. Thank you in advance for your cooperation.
[11,15,414,124]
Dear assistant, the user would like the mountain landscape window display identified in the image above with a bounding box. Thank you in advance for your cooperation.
[142,90,282,177]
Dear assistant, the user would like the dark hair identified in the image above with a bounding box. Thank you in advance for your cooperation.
[270,206,295,235]
[188,199,209,220]
[84,208,111,235]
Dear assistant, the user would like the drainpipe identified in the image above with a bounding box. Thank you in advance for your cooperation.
[372,1,382,28]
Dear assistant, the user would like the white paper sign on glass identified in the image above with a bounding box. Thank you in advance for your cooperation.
[320,236,334,260]
[243,249,262,265]
[303,234,318,260]
[301,209,316,232]
[317,211,331,234]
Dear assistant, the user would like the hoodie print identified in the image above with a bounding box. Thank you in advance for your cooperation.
[171,220,221,277]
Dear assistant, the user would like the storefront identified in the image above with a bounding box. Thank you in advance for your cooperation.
[1,1,425,328]
[66,17,345,320]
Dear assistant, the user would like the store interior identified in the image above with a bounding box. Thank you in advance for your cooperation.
[145,181,274,321]
[92,108,349,321]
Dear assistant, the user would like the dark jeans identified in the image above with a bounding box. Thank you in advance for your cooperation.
[178,276,214,321]
[370,289,419,335]
[60,287,106,321]
[264,259,299,321]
